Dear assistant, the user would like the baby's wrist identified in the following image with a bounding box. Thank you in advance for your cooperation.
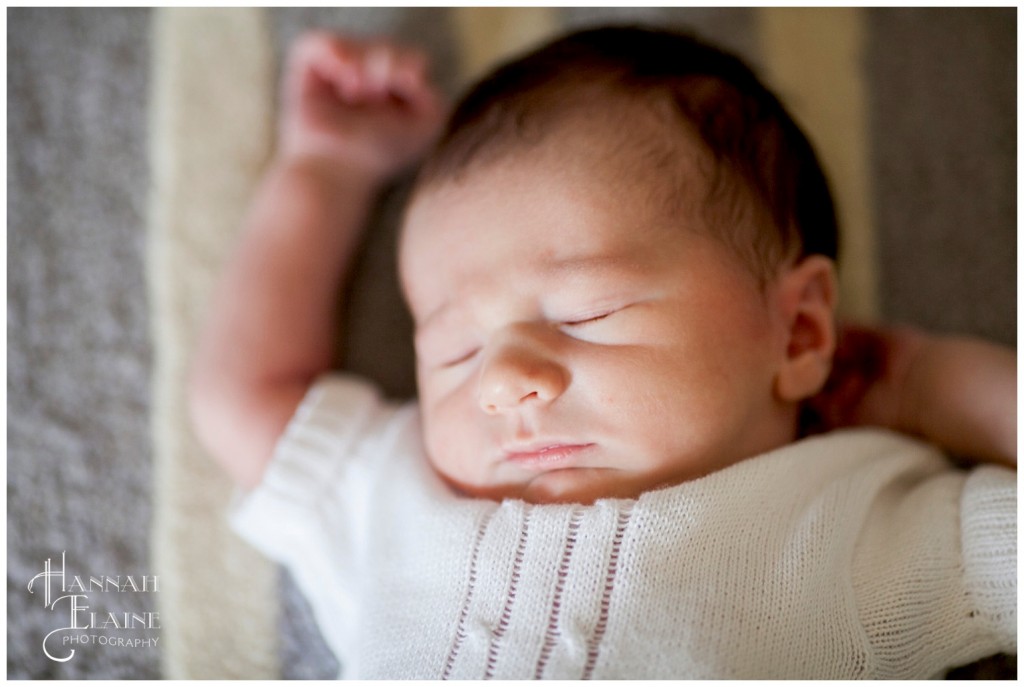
[892,326,935,438]
[269,150,388,200]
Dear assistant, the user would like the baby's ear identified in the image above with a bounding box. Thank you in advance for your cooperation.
[773,255,838,402]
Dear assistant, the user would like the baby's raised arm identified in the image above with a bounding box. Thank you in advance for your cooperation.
[189,33,444,489]
[808,324,1016,467]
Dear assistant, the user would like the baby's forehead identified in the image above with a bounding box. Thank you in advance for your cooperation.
[398,137,721,315]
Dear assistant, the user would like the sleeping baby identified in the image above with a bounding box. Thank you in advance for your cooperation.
[189,25,1016,678]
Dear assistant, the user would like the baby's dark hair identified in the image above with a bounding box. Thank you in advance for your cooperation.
[415,25,839,280]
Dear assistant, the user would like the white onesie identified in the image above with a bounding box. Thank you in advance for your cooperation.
[230,374,1016,679]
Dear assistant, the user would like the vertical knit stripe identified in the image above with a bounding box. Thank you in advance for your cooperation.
[581,505,633,679]
[441,509,494,680]
[483,507,532,679]
[757,7,878,321]
[534,508,585,679]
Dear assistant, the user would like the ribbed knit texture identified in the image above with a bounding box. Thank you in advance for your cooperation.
[231,374,1017,679]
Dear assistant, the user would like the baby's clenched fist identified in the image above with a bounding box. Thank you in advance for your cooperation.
[278,32,445,183]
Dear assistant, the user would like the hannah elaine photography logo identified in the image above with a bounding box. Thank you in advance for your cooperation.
[27,551,161,662]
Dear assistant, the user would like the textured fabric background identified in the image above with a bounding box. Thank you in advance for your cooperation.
[8,9,158,679]
[7,7,1015,679]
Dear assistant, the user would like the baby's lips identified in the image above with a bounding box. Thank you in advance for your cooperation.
[502,443,597,471]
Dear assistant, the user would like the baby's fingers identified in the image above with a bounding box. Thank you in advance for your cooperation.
[363,45,439,112]
[283,32,350,101]
[350,43,440,115]
[286,32,436,111]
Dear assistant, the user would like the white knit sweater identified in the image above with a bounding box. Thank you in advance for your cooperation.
[230,375,1016,679]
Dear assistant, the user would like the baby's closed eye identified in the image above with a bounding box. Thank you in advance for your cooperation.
[439,346,481,369]
[416,297,652,371]
[415,331,480,370]
[559,307,619,327]
[555,300,650,343]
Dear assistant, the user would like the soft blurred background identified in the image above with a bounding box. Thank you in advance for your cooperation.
[8,7,1015,679]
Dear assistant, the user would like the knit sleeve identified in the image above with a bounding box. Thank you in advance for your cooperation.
[229,373,400,551]
[960,465,1017,650]
[849,445,1017,678]
[227,373,410,659]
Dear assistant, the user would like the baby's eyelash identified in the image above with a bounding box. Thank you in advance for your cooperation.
[562,309,616,327]
[441,347,480,368]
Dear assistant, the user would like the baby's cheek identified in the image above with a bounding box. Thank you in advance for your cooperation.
[422,401,475,481]
[609,359,734,459]
[423,410,451,458]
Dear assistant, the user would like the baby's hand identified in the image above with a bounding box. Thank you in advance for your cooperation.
[804,323,926,434]
[805,323,1016,467]
[278,32,445,183]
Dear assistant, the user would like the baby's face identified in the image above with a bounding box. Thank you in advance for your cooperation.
[400,134,796,504]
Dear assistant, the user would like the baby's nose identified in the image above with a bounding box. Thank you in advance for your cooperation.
[477,340,569,414]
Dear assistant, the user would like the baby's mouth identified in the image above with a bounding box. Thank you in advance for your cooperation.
[502,443,596,470]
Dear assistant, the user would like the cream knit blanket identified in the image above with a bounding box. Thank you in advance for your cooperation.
[148,8,277,679]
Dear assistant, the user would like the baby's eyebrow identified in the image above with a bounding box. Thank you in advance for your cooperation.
[542,252,647,282]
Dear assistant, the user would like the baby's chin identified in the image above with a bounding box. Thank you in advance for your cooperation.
[442,467,665,505]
